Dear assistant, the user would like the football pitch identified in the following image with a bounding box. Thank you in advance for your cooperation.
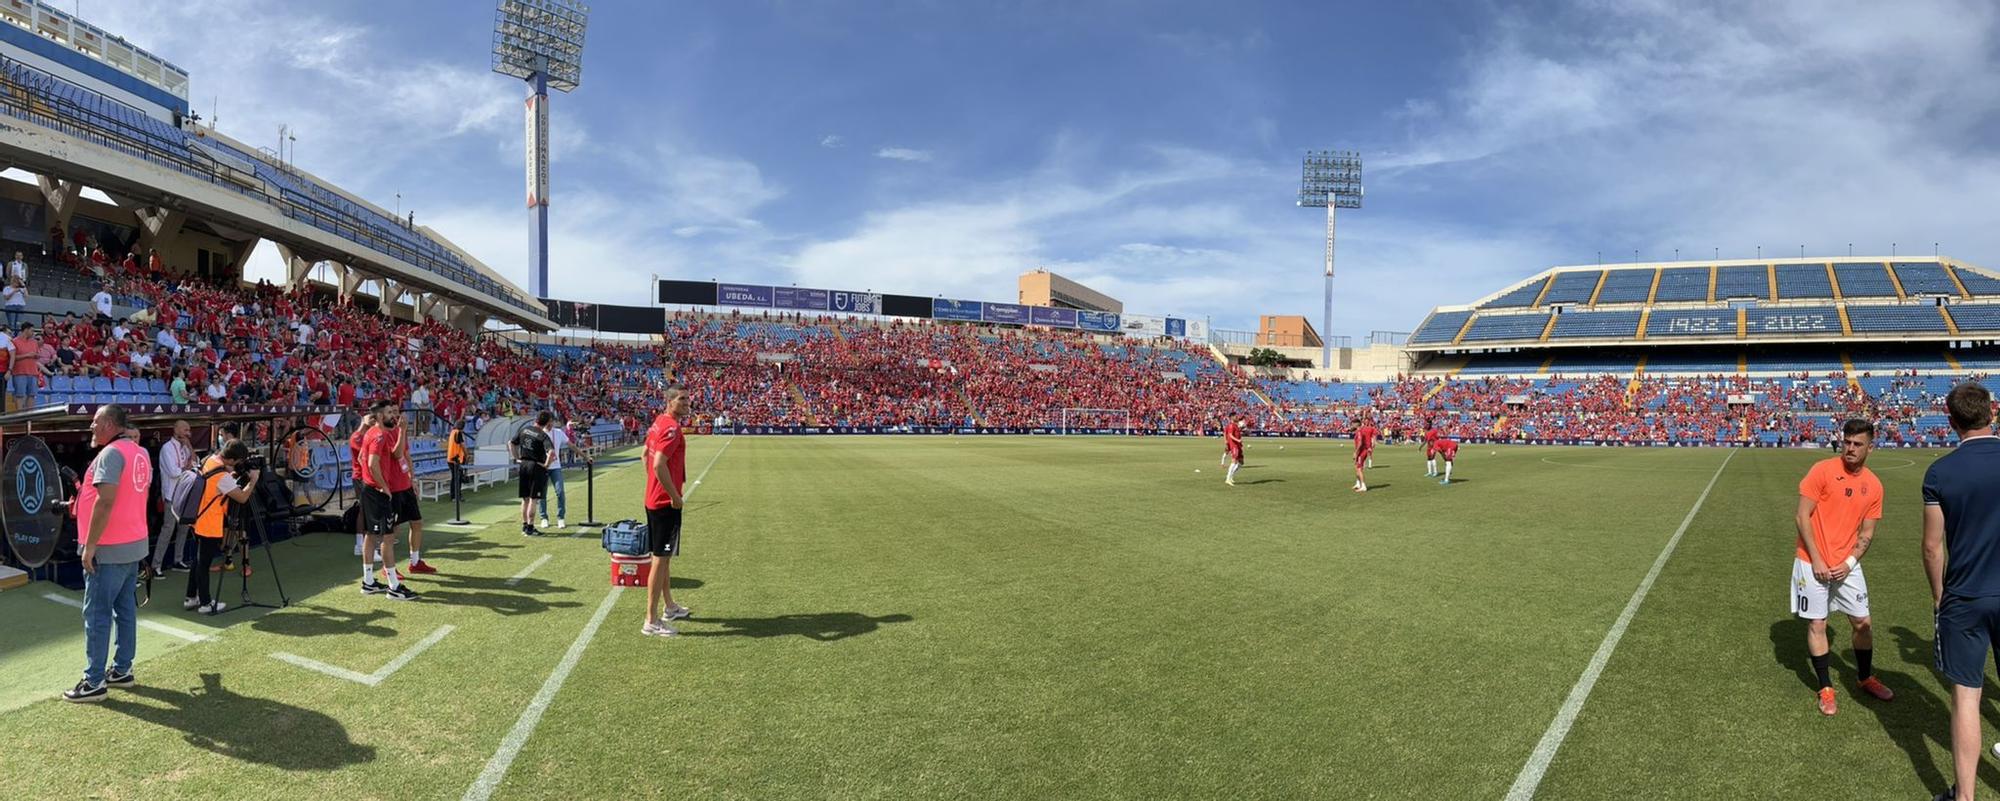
[0,435,1991,800]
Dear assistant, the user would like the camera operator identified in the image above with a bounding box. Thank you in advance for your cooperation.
[182,440,259,615]
[64,404,154,703]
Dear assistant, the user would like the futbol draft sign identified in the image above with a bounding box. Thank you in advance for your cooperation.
[2,435,68,568]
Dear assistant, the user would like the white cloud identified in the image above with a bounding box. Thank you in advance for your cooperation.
[820,135,845,148]
[874,147,934,163]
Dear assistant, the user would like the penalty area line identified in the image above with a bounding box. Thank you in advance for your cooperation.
[1504,447,1737,801]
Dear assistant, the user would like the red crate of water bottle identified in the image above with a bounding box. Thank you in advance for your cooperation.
[610,554,652,587]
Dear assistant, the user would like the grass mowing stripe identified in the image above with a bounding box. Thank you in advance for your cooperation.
[40,593,211,642]
[465,436,731,801]
[506,554,553,586]
[1505,447,1738,801]
[462,586,622,801]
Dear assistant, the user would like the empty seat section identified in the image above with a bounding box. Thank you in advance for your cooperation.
[1894,262,1960,296]
[1549,310,1642,339]
[1481,278,1548,309]
[1540,270,1602,305]
[1833,263,1897,297]
[1713,265,1770,300]
[1743,306,1841,337]
[1408,310,1473,344]
[1775,264,1835,298]
[1845,304,1946,332]
[1959,268,2000,297]
[1644,309,1733,337]
[1651,267,1709,302]
[1592,268,1654,304]
[1946,304,2000,332]
[1644,350,1741,373]
[1460,313,1551,342]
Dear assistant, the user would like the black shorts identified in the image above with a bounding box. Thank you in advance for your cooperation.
[519,464,548,500]
[1936,594,2000,687]
[359,486,396,535]
[392,489,422,524]
[646,505,682,558]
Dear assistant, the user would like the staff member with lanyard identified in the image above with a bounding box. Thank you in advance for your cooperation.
[64,404,154,702]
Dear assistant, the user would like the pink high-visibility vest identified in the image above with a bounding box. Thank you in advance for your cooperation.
[76,439,152,547]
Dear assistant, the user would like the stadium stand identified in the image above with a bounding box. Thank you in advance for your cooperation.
[1713,265,1771,300]
[1832,262,1897,297]
[1540,270,1601,305]
[1549,310,1642,340]
[1651,267,1709,302]
[1481,278,1547,308]
[1845,304,1948,333]
[1460,313,1551,342]
[1592,268,1654,304]
[1774,263,1835,299]
[1407,310,1473,344]
[1894,262,1961,296]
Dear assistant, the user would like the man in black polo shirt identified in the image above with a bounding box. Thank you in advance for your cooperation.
[512,412,555,537]
[1922,381,2000,801]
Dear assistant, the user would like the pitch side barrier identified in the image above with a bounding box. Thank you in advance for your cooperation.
[707,425,1887,448]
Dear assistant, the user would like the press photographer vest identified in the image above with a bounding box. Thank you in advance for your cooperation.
[76,439,152,547]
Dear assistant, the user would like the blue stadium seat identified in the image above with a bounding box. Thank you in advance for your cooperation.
[1947,304,2000,332]
[1959,268,2000,297]
[1744,306,1840,337]
[1846,304,1946,333]
[1895,262,1961,296]
[1652,267,1709,302]
[1644,308,1733,337]
[1713,265,1770,300]
[1549,310,1642,339]
[49,375,72,393]
[1541,270,1602,305]
[1408,310,1473,344]
[91,377,113,394]
[1460,313,1550,342]
[1833,263,1898,297]
[1481,278,1547,309]
[1775,264,1835,299]
[112,377,133,394]
[1593,268,1655,304]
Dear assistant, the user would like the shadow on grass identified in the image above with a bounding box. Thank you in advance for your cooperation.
[1239,479,1285,485]
[407,536,522,562]
[103,673,375,770]
[251,604,399,639]
[681,612,913,642]
[1772,620,2000,793]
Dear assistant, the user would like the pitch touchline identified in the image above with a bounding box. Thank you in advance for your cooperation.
[462,435,733,801]
[1504,447,1737,801]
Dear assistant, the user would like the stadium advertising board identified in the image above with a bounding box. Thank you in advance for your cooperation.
[880,294,931,318]
[526,94,549,207]
[1030,306,1077,328]
[983,302,1029,325]
[658,280,718,305]
[933,298,984,321]
[597,304,666,334]
[1165,318,1186,337]
[831,290,883,315]
[1121,313,1167,338]
[774,287,831,311]
[1076,310,1120,332]
[1185,319,1209,340]
[718,283,775,307]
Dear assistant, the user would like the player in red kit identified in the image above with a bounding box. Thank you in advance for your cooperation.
[1223,415,1245,486]
[1423,422,1441,477]
[1354,416,1378,493]
[1437,437,1460,485]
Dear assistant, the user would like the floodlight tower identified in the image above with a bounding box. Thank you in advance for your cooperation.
[491,0,590,300]
[1297,150,1363,369]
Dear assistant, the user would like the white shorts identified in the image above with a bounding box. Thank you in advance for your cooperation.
[1790,558,1869,620]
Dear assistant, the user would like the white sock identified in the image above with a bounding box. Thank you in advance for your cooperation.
[1226,463,1239,481]
[1444,463,1453,480]
[383,563,401,589]
[362,564,373,583]
[409,550,419,564]
[1427,459,1435,473]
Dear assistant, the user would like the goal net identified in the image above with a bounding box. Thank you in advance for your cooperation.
[1057,408,1134,435]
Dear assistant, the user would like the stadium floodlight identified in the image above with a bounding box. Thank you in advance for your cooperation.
[1297,150,1363,370]
[492,0,590,301]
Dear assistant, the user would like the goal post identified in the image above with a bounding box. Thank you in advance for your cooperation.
[1057,408,1133,435]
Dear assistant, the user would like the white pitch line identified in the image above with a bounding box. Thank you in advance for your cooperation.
[505,554,553,586]
[463,435,733,801]
[1504,447,1736,801]
[269,624,455,687]
[42,593,211,642]
[462,587,622,801]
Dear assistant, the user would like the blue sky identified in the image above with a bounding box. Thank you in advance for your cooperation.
[85,0,2000,338]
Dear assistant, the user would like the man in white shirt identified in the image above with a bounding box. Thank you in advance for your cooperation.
[91,286,114,323]
[8,251,25,283]
[536,417,571,529]
[149,420,199,574]
[155,327,182,358]
[111,322,130,341]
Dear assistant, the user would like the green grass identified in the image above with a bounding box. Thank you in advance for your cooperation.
[0,436,1989,799]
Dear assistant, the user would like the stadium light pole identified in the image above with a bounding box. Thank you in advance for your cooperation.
[492,0,590,300]
[1297,150,1362,370]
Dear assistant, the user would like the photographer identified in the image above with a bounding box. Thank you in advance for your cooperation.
[182,440,259,615]
[149,420,198,576]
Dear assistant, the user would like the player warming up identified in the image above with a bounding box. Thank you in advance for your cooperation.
[1423,421,1441,477]
[1353,416,1376,493]
[1223,415,1245,486]
[1435,437,1459,485]
[1791,419,1890,716]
